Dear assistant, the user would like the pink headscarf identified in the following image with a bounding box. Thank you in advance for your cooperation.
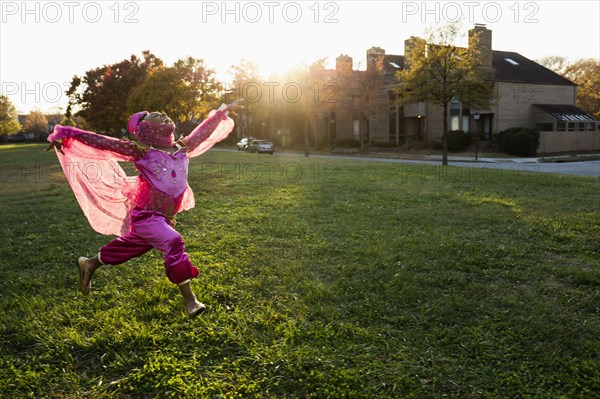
[128,111,176,148]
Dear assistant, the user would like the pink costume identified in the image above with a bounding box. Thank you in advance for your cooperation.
[47,108,234,285]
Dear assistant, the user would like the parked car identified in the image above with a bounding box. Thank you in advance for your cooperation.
[246,139,274,154]
[237,137,253,151]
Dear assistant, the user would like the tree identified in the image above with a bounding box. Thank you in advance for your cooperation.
[537,56,600,119]
[229,59,267,139]
[269,59,330,153]
[23,110,49,134]
[128,57,222,136]
[66,51,163,135]
[536,55,570,76]
[172,57,223,123]
[396,24,495,165]
[59,116,76,127]
[565,59,600,119]
[0,95,22,135]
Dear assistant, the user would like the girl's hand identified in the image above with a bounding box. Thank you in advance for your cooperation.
[45,140,64,155]
[224,102,243,116]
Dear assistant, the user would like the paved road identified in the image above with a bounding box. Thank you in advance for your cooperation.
[440,160,599,178]
[215,149,600,178]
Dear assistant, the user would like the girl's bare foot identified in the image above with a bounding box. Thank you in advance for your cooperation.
[179,282,206,318]
[185,300,206,318]
[77,256,101,295]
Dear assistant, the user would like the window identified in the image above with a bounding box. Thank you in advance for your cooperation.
[483,116,492,140]
[451,116,460,131]
[536,122,554,131]
[578,123,585,131]
[567,122,575,131]
[556,122,566,131]
[588,122,597,131]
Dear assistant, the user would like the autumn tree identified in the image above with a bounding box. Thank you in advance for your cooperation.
[0,95,22,136]
[66,51,163,135]
[396,24,495,165]
[229,59,268,139]
[537,56,600,119]
[22,110,49,134]
[536,55,570,77]
[566,59,600,119]
[127,57,222,136]
[172,57,223,123]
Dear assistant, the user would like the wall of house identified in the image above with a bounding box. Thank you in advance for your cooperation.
[334,110,355,141]
[539,130,600,153]
[493,82,576,132]
[424,103,445,143]
[420,82,578,144]
[369,115,388,143]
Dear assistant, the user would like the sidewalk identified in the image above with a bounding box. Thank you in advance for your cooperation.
[422,153,600,164]
[422,154,536,163]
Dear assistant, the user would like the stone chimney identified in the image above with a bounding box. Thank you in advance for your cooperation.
[335,54,353,73]
[404,36,426,69]
[366,46,385,71]
[469,24,493,68]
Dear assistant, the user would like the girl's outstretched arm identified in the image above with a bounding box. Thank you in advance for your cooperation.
[47,125,145,161]
[178,103,240,158]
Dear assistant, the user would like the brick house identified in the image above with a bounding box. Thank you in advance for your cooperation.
[311,25,599,153]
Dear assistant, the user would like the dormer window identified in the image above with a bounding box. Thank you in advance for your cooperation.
[505,58,519,66]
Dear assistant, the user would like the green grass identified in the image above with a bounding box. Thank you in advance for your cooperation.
[1,143,599,398]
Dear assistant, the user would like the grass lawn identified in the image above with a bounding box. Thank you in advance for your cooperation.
[1,143,598,398]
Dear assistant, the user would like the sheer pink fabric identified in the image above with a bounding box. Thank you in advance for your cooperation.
[48,109,234,236]
[183,110,234,157]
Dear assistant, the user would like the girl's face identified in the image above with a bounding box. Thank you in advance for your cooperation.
[143,112,173,125]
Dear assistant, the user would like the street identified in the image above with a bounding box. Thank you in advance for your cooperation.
[215,149,600,178]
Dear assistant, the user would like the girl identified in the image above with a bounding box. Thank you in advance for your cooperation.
[47,103,239,317]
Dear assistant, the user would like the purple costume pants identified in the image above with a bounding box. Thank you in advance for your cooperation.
[98,208,199,284]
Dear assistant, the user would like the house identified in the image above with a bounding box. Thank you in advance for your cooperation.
[311,25,599,153]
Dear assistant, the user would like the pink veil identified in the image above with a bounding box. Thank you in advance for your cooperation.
[186,110,235,158]
[53,137,134,236]
[178,110,234,211]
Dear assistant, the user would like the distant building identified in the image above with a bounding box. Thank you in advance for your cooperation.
[310,25,599,153]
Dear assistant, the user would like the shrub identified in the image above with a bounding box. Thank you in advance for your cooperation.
[335,137,360,148]
[494,127,520,152]
[446,130,472,151]
[370,141,398,148]
[507,131,537,156]
[494,127,540,156]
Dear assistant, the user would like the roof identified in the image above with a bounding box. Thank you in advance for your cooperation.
[332,46,575,88]
[534,104,597,121]
[492,51,575,86]
[385,55,404,70]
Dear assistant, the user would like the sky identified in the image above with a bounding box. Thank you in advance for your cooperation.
[1,0,599,114]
